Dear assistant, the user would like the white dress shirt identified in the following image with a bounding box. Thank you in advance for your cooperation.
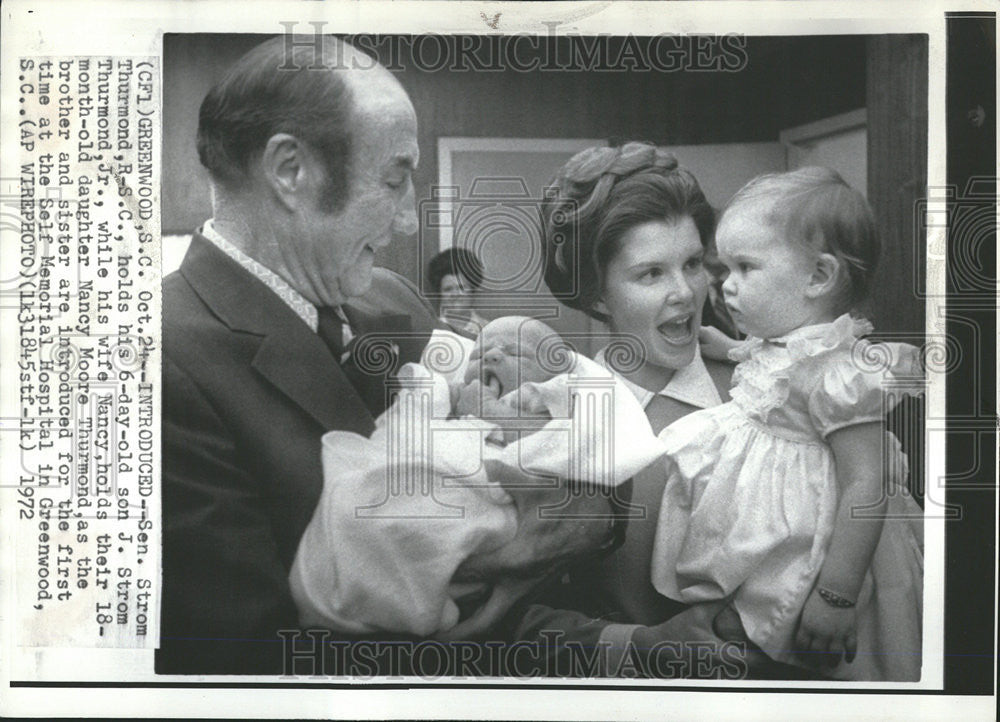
[201,219,353,346]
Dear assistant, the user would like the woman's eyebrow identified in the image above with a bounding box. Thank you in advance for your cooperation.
[626,260,662,271]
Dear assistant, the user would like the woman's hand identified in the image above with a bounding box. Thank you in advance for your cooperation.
[698,325,740,361]
[632,600,797,678]
[795,587,857,668]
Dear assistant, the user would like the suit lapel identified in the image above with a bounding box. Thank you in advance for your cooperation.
[250,325,376,436]
[342,304,429,369]
[180,233,375,436]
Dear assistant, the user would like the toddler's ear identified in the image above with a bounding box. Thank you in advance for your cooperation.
[806,253,841,299]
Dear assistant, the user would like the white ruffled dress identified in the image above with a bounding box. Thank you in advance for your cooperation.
[651,315,924,681]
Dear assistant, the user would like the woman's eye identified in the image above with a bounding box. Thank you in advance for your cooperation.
[684,256,704,271]
[639,267,663,281]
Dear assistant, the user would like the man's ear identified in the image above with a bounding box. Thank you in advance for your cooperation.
[805,252,841,299]
[260,133,309,212]
[592,297,609,318]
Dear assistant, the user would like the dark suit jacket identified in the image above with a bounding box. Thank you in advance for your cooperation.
[157,233,443,674]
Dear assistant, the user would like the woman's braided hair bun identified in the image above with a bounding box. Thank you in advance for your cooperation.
[562,142,678,187]
[543,142,711,320]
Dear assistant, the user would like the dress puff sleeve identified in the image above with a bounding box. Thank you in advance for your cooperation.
[807,341,922,439]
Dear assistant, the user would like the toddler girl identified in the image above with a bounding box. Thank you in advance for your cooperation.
[652,167,923,681]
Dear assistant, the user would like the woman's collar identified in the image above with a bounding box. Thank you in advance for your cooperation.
[595,346,723,410]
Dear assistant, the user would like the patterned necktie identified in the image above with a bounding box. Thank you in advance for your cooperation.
[316,306,352,363]
[317,306,393,417]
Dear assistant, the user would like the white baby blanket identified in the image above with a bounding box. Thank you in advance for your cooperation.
[289,330,666,635]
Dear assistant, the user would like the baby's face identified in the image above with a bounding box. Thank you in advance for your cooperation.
[716,207,818,339]
[464,317,554,398]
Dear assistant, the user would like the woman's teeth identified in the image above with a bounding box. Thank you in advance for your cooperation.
[657,316,693,344]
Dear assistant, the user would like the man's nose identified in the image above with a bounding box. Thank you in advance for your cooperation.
[483,348,504,365]
[392,187,418,236]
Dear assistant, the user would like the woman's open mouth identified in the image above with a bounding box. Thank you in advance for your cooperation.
[656,314,695,346]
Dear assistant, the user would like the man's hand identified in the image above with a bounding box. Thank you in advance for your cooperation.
[794,588,857,669]
[435,576,547,641]
[468,459,615,576]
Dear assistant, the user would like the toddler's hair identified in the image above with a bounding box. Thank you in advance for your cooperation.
[725,167,878,313]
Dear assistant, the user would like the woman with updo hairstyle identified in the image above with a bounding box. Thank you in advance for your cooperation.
[521,142,741,644]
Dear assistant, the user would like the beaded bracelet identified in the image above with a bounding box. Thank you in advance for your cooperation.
[816,587,856,608]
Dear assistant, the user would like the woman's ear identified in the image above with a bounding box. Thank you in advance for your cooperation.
[260,133,309,212]
[805,252,841,299]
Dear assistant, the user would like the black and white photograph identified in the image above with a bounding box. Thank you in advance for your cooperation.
[0,1,996,719]
[159,29,932,680]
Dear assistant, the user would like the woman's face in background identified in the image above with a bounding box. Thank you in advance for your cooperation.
[438,272,476,318]
[597,217,709,388]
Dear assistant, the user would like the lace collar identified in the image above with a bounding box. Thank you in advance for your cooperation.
[728,314,872,420]
[729,314,872,364]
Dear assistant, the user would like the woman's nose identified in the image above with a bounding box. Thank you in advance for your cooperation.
[665,270,695,304]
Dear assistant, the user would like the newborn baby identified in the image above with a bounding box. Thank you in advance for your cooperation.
[453,316,560,445]
[290,317,666,636]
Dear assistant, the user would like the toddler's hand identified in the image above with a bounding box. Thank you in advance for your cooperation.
[698,325,740,361]
[794,587,857,669]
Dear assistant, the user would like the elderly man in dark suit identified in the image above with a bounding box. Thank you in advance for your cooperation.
[157,35,444,674]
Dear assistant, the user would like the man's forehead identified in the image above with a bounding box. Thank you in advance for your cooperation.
[349,101,419,167]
